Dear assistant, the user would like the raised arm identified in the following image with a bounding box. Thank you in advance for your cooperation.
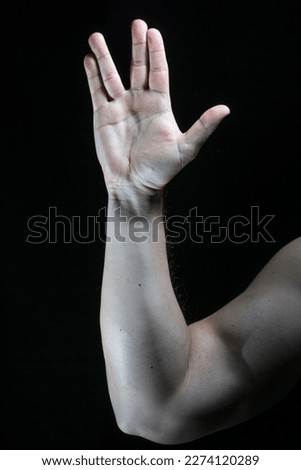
[84,19,301,444]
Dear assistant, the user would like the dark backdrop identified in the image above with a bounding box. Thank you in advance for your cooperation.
[2,0,301,450]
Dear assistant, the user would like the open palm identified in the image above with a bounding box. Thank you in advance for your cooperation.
[84,19,229,197]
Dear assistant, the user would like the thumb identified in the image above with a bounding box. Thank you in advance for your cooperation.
[182,105,230,162]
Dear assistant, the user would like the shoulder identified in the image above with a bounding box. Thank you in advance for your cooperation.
[202,236,301,376]
[247,236,301,294]
[272,236,301,269]
[177,237,301,442]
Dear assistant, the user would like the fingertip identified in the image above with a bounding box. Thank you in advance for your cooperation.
[88,32,104,49]
[147,27,161,37]
[147,27,164,49]
[83,52,94,64]
[83,53,98,77]
[132,18,148,29]
[83,52,93,65]
[212,104,231,117]
[201,105,230,130]
[220,105,231,116]
[131,18,148,44]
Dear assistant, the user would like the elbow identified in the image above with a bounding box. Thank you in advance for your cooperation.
[112,394,170,443]
[114,410,159,442]
[115,417,176,445]
[115,416,153,442]
[114,405,200,446]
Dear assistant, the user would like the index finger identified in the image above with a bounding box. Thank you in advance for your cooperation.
[147,28,169,93]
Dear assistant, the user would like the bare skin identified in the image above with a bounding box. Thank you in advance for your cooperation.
[84,19,301,445]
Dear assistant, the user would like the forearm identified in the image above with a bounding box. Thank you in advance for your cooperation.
[100,191,190,433]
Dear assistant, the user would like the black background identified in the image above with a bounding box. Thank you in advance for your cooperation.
[2,0,301,450]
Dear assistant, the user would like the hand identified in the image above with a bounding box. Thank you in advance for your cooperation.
[84,19,230,198]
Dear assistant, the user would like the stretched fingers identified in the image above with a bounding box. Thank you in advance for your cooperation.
[83,53,108,111]
[130,19,148,90]
[88,32,125,100]
[147,28,169,93]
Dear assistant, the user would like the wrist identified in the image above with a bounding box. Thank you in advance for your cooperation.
[107,187,164,217]
[106,189,165,244]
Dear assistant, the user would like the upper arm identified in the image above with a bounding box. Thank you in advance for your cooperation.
[163,238,301,444]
